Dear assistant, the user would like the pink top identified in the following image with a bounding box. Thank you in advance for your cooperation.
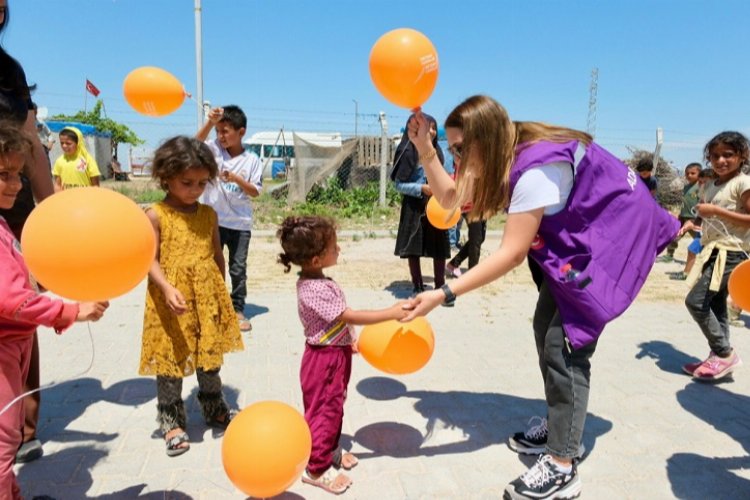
[0,218,78,339]
[296,278,354,346]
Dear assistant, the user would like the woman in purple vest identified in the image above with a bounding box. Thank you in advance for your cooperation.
[403,95,678,500]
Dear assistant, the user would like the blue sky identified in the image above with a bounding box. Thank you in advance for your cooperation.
[5,0,749,169]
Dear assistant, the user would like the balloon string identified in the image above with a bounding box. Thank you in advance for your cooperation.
[0,322,96,417]
[698,216,750,259]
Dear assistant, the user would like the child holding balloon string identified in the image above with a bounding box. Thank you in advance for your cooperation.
[0,125,109,498]
[139,136,243,457]
[277,215,410,494]
[680,131,750,380]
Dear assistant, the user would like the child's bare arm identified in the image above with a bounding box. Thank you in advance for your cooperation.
[145,209,186,314]
[195,107,223,141]
[338,301,410,326]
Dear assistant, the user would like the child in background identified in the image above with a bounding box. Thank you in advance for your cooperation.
[52,127,100,190]
[664,163,702,264]
[681,132,750,380]
[677,168,714,279]
[277,215,410,495]
[0,125,108,498]
[139,136,243,457]
[196,106,263,333]
[636,157,658,198]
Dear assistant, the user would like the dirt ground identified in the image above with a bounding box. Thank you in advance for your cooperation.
[247,231,692,305]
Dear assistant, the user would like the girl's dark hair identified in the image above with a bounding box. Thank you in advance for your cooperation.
[276,215,336,273]
[704,131,750,167]
[0,122,32,159]
[59,128,78,143]
[151,136,219,190]
[699,168,714,179]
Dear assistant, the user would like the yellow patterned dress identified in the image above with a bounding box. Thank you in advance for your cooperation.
[139,202,243,378]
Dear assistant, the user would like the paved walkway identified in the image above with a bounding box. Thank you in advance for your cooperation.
[16,261,750,499]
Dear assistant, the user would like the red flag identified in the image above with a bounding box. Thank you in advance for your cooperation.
[85,79,100,97]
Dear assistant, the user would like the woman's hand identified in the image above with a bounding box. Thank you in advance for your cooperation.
[678,220,696,237]
[76,301,110,322]
[407,111,434,157]
[164,286,188,315]
[401,289,444,322]
[421,184,433,197]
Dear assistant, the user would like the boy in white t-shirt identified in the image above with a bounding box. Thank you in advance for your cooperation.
[196,105,263,332]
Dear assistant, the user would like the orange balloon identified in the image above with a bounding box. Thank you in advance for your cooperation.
[729,260,750,311]
[222,401,311,498]
[369,28,439,109]
[358,317,435,375]
[123,66,186,117]
[426,196,461,230]
[21,188,155,301]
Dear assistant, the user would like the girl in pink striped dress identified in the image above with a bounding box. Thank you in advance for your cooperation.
[277,215,409,495]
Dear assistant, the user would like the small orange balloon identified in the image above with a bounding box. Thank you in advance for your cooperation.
[426,196,461,230]
[729,260,750,311]
[21,188,155,301]
[123,66,186,117]
[358,317,435,375]
[222,401,311,498]
[369,28,439,109]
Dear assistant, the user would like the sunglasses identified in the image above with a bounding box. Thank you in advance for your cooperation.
[448,144,462,160]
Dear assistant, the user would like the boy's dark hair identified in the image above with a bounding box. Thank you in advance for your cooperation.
[151,135,218,190]
[59,128,78,143]
[219,105,247,130]
[0,123,32,160]
[684,162,702,173]
[704,131,750,167]
[699,168,714,179]
[635,157,654,173]
[276,215,337,273]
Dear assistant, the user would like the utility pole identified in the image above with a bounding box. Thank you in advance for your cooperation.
[378,111,388,207]
[194,0,204,127]
[352,99,358,138]
[587,67,598,138]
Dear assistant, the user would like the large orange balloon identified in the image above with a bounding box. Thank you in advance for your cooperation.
[358,317,435,375]
[729,260,750,311]
[123,66,186,116]
[21,188,155,301]
[426,196,461,230]
[369,28,439,109]
[222,401,311,498]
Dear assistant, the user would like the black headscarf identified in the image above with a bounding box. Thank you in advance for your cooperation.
[391,113,444,182]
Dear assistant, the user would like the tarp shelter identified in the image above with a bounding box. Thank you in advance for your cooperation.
[46,121,113,180]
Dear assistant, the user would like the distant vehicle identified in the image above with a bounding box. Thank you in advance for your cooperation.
[243,130,343,178]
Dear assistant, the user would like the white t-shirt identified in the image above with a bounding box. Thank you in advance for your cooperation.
[199,139,263,231]
[508,162,574,215]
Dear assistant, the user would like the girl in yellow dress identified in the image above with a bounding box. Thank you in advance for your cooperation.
[139,136,244,457]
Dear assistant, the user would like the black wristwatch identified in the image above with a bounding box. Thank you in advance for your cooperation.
[440,284,456,304]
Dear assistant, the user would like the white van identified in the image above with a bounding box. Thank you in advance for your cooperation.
[243,130,343,178]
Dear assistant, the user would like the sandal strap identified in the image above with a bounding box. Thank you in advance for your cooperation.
[166,431,189,448]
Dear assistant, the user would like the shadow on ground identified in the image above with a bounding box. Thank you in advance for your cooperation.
[353,377,611,461]
[18,446,192,499]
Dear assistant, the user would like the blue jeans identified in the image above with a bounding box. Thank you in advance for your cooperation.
[218,226,251,313]
[534,282,598,459]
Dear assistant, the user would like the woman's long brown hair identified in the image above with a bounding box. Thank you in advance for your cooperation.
[445,95,592,222]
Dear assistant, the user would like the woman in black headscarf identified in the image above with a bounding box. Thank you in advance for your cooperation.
[391,113,451,296]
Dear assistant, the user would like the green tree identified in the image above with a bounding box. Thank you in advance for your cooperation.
[51,100,144,160]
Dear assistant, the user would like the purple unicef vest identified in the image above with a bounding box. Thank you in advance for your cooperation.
[510,140,679,348]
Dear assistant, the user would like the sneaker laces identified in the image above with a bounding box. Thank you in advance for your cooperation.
[524,416,548,440]
[520,455,556,487]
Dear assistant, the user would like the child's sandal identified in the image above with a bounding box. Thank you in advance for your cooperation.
[205,409,238,430]
[332,447,359,470]
[301,467,351,494]
[165,430,190,457]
